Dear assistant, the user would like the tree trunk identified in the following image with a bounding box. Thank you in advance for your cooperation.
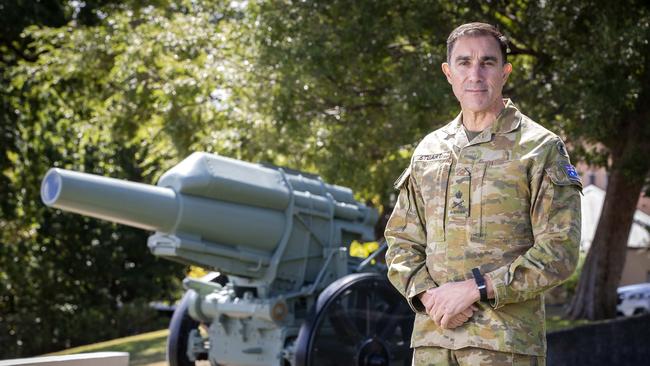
[566,154,646,320]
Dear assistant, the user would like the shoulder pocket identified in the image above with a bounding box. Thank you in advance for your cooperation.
[545,162,583,191]
[394,166,411,190]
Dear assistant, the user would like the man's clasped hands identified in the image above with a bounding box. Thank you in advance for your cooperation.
[417,279,485,329]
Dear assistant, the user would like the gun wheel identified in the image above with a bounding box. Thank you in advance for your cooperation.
[168,273,227,366]
[295,273,413,366]
[167,291,203,366]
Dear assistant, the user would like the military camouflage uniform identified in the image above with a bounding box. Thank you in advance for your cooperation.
[413,346,544,366]
[385,100,581,361]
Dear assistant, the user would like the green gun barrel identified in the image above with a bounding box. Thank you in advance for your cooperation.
[41,153,377,280]
[41,165,287,253]
[42,168,178,231]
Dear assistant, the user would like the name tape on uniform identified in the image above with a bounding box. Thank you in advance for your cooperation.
[415,152,451,161]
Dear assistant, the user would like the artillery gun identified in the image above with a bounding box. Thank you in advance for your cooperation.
[40,152,413,366]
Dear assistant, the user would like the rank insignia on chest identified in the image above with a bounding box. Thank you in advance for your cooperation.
[450,190,467,215]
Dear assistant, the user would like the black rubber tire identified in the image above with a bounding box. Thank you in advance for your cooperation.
[167,290,201,366]
[295,272,413,366]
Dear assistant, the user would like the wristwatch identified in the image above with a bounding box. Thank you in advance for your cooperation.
[472,267,488,302]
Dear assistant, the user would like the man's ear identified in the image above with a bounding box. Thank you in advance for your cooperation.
[441,62,452,84]
[503,62,513,81]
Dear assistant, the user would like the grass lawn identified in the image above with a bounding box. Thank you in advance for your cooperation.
[545,315,593,332]
[47,329,168,366]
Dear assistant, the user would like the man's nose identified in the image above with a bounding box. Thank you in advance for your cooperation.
[468,64,483,81]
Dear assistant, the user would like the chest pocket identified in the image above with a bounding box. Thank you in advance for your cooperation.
[412,155,452,242]
[476,159,532,241]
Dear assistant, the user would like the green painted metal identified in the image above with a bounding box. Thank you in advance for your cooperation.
[41,152,377,282]
[40,152,380,366]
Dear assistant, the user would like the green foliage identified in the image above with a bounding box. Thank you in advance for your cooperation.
[349,241,380,259]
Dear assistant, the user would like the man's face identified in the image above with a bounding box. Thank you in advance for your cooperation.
[441,36,512,114]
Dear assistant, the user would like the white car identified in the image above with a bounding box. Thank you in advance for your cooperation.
[617,283,650,316]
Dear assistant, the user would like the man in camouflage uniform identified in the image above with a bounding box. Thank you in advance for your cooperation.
[385,23,582,365]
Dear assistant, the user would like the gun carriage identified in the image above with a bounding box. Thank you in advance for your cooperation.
[41,152,413,366]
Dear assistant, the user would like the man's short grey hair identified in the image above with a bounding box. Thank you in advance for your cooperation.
[447,22,509,64]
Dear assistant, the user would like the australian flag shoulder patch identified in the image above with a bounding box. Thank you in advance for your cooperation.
[562,163,581,184]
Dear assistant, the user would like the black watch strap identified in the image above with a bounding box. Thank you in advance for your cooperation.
[472,267,488,302]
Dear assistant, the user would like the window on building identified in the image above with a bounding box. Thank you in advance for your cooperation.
[588,173,596,186]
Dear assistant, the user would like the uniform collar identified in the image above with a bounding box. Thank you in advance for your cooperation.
[491,99,521,135]
[441,99,522,143]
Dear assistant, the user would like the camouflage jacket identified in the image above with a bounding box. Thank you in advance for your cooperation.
[385,100,581,356]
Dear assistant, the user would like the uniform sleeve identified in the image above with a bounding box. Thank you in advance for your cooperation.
[385,166,437,313]
[485,137,582,309]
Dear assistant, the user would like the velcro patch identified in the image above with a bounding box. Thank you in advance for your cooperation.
[556,140,569,158]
